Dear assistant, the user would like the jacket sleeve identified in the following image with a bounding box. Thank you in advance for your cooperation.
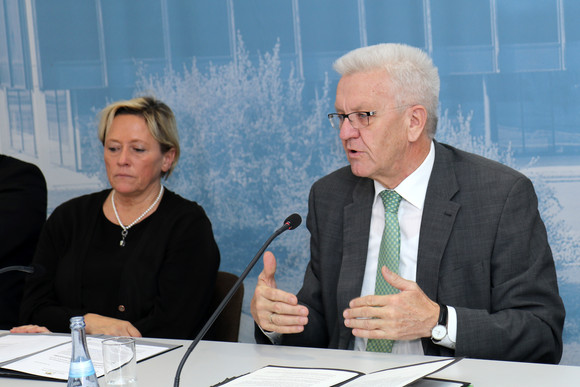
[20,204,87,332]
[451,176,565,363]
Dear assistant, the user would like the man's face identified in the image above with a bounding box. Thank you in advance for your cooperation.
[335,69,409,188]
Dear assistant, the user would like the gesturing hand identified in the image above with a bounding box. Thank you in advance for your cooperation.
[343,267,439,341]
[250,251,309,334]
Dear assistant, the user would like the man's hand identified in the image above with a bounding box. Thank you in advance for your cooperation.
[84,313,142,337]
[343,266,439,340]
[250,251,309,334]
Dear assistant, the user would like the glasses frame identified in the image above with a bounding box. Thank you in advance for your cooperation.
[327,111,376,130]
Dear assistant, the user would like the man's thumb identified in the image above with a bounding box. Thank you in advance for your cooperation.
[261,251,277,287]
[382,266,409,291]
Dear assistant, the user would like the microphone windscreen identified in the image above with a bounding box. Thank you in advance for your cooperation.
[284,213,302,230]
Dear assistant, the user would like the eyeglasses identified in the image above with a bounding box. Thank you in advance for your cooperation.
[327,111,376,130]
[328,105,412,130]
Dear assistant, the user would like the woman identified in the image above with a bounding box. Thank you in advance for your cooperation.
[13,96,220,339]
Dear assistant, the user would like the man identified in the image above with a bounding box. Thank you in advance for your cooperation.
[251,43,565,363]
[0,155,47,329]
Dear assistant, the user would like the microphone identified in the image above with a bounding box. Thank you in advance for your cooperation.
[0,265,35,275]
[173,213,302,387]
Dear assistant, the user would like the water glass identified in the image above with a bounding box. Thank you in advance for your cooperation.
[102,337,137,386]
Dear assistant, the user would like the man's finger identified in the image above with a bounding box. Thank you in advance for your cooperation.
[262,310,308,334]
[261,286,300,306]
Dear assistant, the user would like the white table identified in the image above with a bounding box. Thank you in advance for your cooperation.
[1,338,579,386]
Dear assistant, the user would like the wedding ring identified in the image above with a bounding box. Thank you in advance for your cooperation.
[269,312,276,325]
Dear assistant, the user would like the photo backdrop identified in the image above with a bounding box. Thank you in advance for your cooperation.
[1,0,579,364]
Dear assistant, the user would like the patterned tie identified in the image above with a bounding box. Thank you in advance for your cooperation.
[366,190,402,353]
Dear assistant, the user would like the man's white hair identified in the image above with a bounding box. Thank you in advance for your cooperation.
[333,43,440,138]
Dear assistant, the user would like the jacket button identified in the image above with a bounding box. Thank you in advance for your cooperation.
[118,305,126,312]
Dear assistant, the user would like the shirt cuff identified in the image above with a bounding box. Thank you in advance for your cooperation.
[434,305,457,350]
[258,324,283,345]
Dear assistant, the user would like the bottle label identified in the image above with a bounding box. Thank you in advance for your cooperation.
[69,360,96,378]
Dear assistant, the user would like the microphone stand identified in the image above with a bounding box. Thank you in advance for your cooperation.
[173,214,301,387]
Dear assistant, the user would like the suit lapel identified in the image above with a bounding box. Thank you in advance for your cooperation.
[416,142,460,300]
[336,177,374,348]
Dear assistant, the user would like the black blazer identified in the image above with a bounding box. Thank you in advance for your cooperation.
[0,155,47,329]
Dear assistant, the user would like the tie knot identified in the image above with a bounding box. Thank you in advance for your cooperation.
[379,190,402,213]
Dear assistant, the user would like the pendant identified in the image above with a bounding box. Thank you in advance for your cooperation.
[120,229,128,247]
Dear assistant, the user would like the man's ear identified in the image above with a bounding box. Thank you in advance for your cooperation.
[407,105,427,142]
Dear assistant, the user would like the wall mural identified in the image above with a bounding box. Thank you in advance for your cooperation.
[1,0,579,364]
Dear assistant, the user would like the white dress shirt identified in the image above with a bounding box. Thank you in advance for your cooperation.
[353,141,457,353]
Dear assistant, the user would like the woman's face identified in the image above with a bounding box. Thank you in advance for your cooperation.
[104,114,175,198]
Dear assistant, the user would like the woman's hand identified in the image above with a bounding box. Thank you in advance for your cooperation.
[84,313,142,337]
[10,324,51,334]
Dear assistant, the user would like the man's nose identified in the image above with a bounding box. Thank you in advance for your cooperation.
[339,118,359,140]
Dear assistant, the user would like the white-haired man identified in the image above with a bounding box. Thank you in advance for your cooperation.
[251,43,564,363]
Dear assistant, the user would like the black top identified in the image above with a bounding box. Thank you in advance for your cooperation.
[0,155,47,329]
[20,188,220,339]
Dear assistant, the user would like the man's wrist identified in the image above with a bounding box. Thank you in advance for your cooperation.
[431,304,456,349]
[431,303,448,342]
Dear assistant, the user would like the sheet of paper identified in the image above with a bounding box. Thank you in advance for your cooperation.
[345,358,456,387]
[221,366,361,386]
[2,336,173,381]
[0,334,71,364]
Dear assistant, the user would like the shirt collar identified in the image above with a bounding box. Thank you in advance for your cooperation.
[373,141,435,211]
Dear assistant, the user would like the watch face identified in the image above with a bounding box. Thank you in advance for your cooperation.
[431,325,447,341]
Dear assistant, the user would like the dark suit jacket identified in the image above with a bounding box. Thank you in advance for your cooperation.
[0,155,47,329]
[256,141,565,364]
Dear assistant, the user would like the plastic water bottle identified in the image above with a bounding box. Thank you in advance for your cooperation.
[67,316,99,387]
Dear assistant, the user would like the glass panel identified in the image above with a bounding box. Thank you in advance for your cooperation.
[102,0,164,59]
[299,0,359,53]
[36,0,102,89]
[7,90,35,156]
[497,0,558,44]
[365,0,426,47]
[0,0,11,86]
[497,0,561,72]
[4,0,26,88]
[233,0,295,56]
[7,90,23,151]
[46,90,76,168]
[432,0,491,46]
[167,0,230,60]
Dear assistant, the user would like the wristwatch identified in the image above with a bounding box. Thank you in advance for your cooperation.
[431,303,448,342]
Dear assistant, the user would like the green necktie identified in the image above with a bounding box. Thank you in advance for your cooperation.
[366,190,402,353]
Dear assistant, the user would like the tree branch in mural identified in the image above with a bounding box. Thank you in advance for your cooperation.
[135,33,343,280]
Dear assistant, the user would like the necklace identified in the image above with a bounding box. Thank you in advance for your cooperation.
[111,185,164,247]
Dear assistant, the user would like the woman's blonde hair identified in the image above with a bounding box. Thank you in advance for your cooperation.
[98,96,180,178]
